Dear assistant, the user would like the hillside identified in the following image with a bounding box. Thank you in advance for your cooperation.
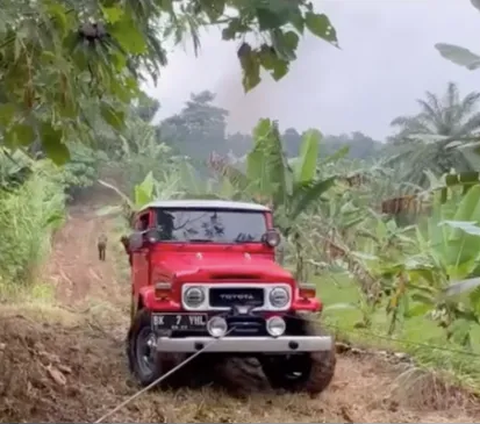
[0,191,479,423]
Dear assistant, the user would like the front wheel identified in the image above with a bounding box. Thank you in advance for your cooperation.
[126,309,190,388]
[127,308,174,387]
[261,320,336,395]
[129,298,135,324]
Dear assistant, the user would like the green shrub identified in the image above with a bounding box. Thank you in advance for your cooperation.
[52,143,108,201]
[0,159,66,297]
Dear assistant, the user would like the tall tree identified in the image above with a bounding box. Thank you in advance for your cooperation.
[159,91,229,162]
[389,82,480,187]
[132,93,160,123]
[322,132,382,160]
[226,132,252,157]
[282,127,302,157]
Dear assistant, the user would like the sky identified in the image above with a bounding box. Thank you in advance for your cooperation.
[144,0,480,141]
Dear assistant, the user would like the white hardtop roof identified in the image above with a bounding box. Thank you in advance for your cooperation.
[139,199,270,213]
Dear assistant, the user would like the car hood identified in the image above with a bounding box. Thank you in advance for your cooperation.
[152,251,293,281]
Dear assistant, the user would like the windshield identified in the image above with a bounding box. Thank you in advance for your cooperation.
[154,208,267,243]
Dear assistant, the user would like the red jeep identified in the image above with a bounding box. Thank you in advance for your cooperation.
[125,199,336,394]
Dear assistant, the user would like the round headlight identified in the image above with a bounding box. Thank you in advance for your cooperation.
[269,287,289,308]
[266,316,286,337]
[184,286,205,308]
[207,316,228,338]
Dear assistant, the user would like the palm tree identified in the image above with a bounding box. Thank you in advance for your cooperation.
[388,82,480,187]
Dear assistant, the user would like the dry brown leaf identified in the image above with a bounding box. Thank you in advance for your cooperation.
[46,365,67,386]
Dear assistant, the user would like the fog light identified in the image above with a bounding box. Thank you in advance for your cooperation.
[207,316,228,338]
[266,316,286,337]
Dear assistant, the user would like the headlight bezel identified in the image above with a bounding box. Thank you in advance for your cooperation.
[268,286,290,308]
[183,286,206,308]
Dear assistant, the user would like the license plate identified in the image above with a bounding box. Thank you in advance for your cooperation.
[152,313,207,331]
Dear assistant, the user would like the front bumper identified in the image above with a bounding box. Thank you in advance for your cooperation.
[155,335,332,353]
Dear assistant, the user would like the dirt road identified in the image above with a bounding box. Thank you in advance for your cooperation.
[0,193,479,423]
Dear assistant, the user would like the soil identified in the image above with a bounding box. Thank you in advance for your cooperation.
[1,188,480,423]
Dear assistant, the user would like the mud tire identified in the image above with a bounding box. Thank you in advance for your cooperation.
[129,298,135,324]
[127,309,164,387]
[261,319,336,395]
[127,309,193,388]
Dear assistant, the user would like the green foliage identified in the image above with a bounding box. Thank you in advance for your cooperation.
[154,92,384,164]
[236,128,384,161]
[0,143,105,201]
[342,184,480,343]
[0,160,66,296]
[0,147,33,190]
[233,1,339,91]
[207,118,342,279]
[320,275,480,390]
[435,1,480,70]
[210,118,338,232]
[159,91,229,167]
[436,43,480,70]
[98,168,184,224]
[132,92,160,123]
[106,115,190,198]
[388,82,480,187]
[0,0,338,162]
[51,143,108,201]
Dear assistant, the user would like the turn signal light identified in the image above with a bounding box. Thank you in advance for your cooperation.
[299,284,316,300]
[154,282,171,300]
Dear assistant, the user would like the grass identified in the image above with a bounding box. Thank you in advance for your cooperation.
[108,214,132,281]
[0,163,66,299]
[316,272,480,391]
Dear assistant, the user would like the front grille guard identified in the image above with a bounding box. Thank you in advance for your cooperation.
[212,305,268,337]
[168,305,269,338]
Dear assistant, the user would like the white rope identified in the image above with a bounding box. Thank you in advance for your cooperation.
[94,327,234,423]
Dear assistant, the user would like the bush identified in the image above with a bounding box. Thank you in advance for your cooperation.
[52,143,108,202]
[0,159,66,297]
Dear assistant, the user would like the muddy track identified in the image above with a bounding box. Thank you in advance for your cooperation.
[47,199,126,306]
[1,192,480,423]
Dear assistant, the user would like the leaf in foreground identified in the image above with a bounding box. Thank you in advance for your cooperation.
[442,277,480,297]
[435,43,480,70]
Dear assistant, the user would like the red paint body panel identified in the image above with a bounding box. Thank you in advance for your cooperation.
[129,207,322,315]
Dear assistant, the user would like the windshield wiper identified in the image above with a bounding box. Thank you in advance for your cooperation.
[234,234,256,243]
[187,238,214,243]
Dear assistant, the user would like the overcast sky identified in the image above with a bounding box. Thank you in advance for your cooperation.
[144,0,480,141]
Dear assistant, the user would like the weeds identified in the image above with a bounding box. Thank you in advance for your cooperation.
[320,274,480,392]
[0,161,66,299]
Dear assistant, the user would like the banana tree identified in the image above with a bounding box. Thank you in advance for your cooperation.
[317,208,419,328]
[97,171,162,224]
[179,159,242,200]
[374,185,480,343]
[209,118,342,280]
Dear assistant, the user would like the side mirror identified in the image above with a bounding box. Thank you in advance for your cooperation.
[128,231,144,251]
[145,228,161,244]
[262,228,282,248]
